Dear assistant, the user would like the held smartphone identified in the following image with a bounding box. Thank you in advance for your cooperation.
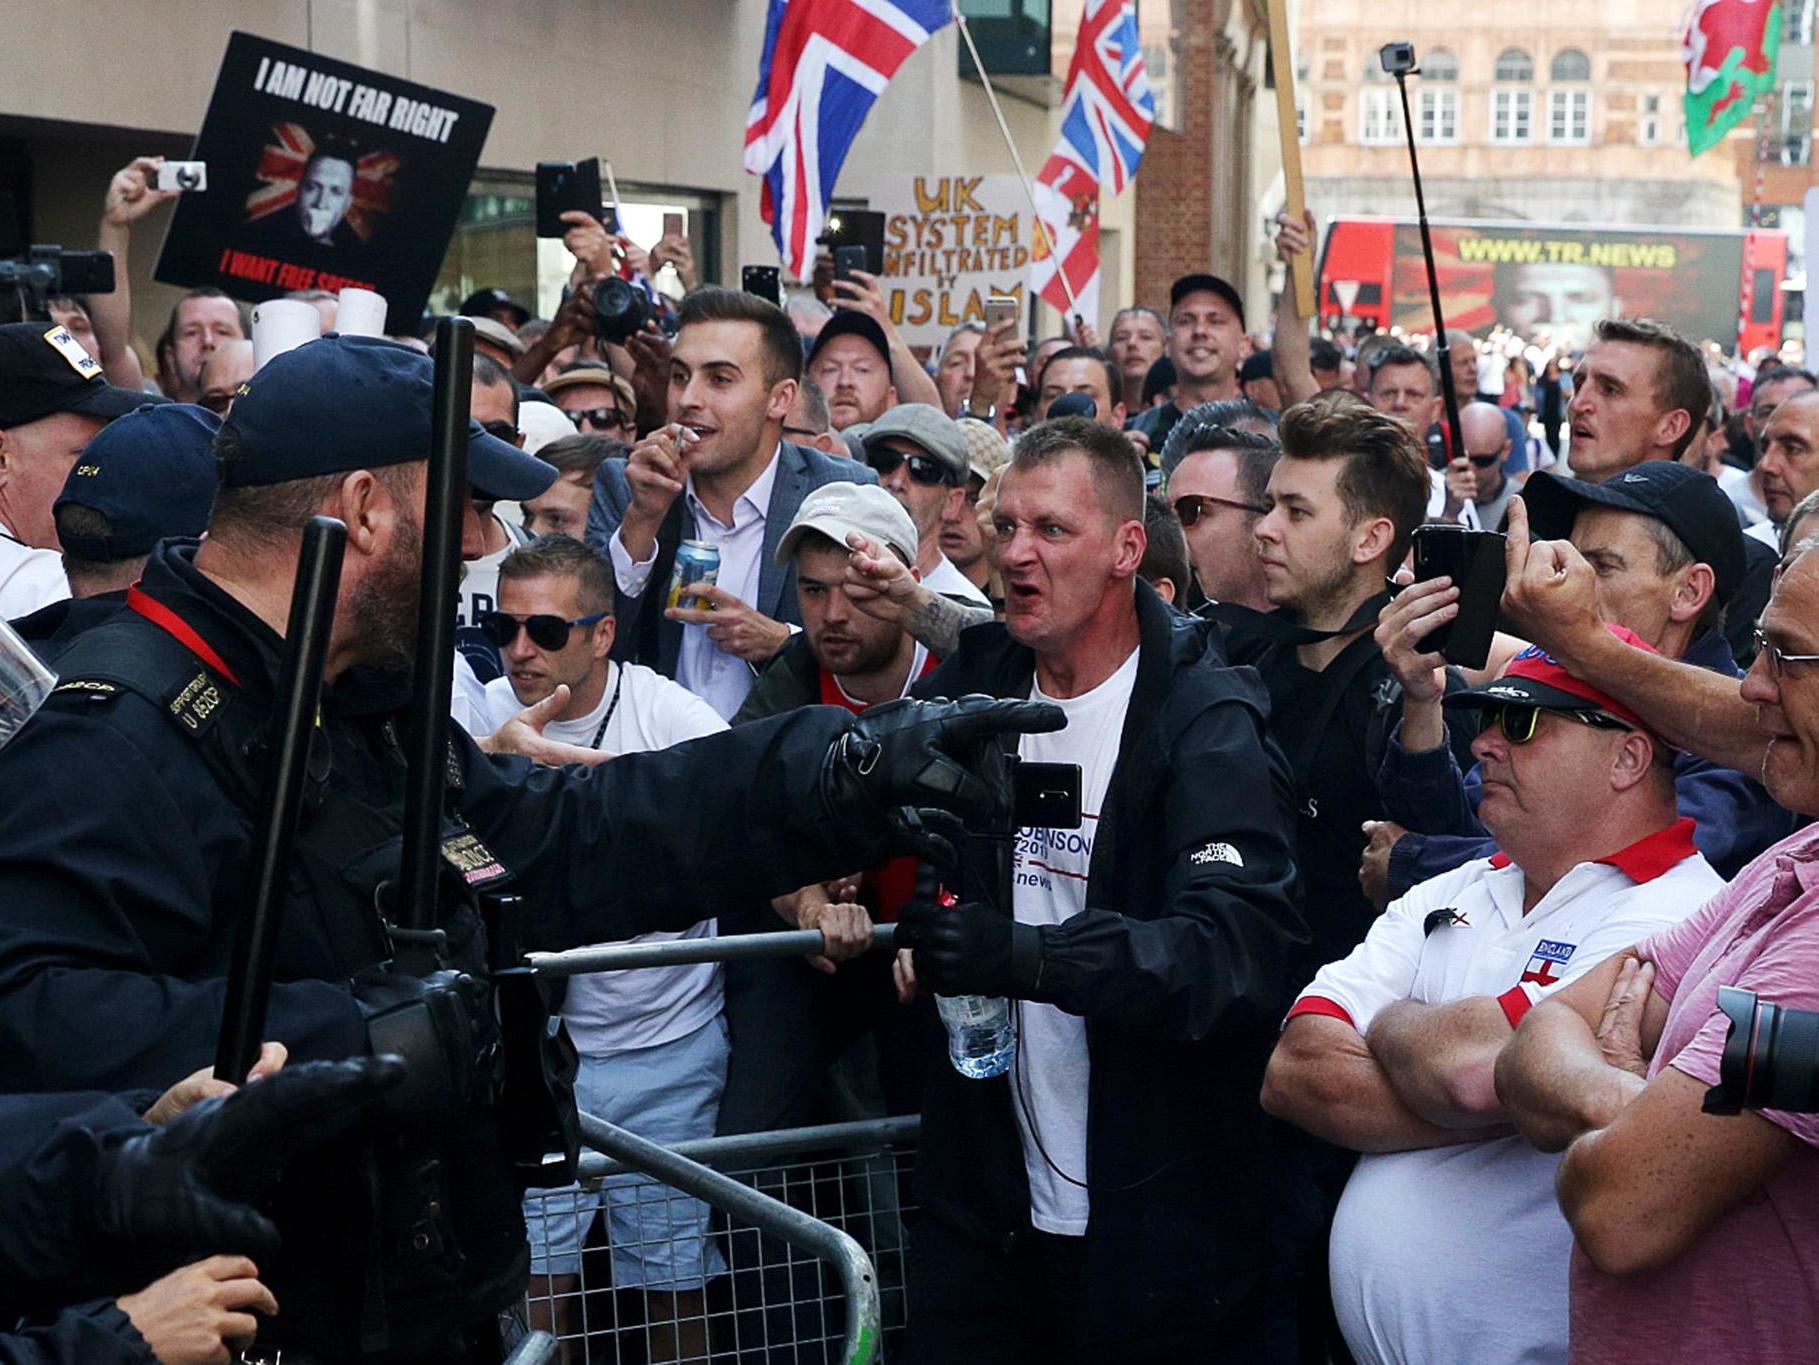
[832,244,867,295]
[156,161,208,192]
[1012,760,1082,830]
[535,158,604,237]
[821,209,886,275]
[984,293,1020,338]
[741,265,782,306]
[662,211,686,240]
[1410,525,1507,669]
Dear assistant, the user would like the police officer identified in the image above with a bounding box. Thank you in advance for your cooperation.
[0,334,1058,1361]
[10,402,220,659]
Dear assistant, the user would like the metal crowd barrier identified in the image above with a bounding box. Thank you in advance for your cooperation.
[518,924,917,1364]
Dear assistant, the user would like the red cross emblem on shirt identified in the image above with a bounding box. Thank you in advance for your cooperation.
[1521,959,1561,987]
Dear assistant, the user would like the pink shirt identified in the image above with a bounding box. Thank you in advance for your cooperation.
[1570,825,1819,1364]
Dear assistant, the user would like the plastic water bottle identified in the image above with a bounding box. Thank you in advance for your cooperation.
[936,992,1015,1078]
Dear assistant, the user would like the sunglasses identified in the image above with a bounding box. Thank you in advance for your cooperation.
[478,609,608,652]
[1753,628,1819,677]
[1465,451,1504,468]
[1489,703,1631,745]
[1173,493,1269,527]
[569,407,629,432]
[480,419,520,443]
[867,449,957,486]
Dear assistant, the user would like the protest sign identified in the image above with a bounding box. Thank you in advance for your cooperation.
[155,31,493,330]
[873,175,1036,345]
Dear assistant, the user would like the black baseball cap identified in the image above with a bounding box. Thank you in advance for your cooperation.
[0,321,159,428]
[1519,462,1746,607]
[807,311,892,370]
[1239,350,1274,384]
[54,403,219,560]
[221,334,556,502]
[1168,273,1246,331]
[459,288,530,328]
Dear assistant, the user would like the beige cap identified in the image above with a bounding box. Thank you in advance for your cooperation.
[543,365,636,416]
[776,480,919,566]
[470,315,527,358]
[956,417,1010,482]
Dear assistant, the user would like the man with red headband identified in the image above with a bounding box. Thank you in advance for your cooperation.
[1262,625,1719,1365]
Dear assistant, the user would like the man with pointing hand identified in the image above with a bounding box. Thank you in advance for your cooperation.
[586,286,876,718]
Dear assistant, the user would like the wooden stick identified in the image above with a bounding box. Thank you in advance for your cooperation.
[1266,0,1315,319]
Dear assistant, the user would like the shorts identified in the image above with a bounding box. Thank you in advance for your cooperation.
[523,1015,729,1287]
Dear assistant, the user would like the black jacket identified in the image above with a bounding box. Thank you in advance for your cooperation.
[910,582,1311,1358]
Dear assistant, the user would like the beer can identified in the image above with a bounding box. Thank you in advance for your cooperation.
[667,540,720,612]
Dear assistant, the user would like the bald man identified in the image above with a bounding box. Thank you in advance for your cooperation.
[197,340,255,418]
[1452,401,1518,529]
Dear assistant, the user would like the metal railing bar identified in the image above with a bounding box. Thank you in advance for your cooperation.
[575,1115,922,1179]
[527,923,898,977]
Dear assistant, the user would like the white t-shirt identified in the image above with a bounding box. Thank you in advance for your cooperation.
[921,552,990,605]
[1747,517,1781,550]
[475,661,729,1054]
[1290,823,1719,1365]
[0,524,68,621]
[449,650,491,736]
[1009,646,1138,1236]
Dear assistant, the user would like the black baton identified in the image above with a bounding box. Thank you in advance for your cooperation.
[215,515,348,1083]
[396,316,473,941]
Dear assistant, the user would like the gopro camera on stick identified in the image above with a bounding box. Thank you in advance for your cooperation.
[1380,41,1418,76]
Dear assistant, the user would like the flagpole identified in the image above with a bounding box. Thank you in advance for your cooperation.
[949,0,1087,331]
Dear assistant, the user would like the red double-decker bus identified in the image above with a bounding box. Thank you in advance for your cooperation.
[1316,217,1787,356]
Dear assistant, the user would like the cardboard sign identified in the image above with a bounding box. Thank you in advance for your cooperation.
[874,176,1036,345]
[155,31,494,330]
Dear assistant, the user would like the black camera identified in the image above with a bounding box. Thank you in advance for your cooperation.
[0,245,116,315]
[1703,986,1819,1116]
[1380,41,1418,76]
[589,276,652,347]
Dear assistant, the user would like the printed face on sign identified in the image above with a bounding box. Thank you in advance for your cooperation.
[297,153,356,241]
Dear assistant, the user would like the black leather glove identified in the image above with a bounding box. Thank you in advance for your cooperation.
[820,695,1066,858]
[93,1056,404,1260]
[897,867,1043,997]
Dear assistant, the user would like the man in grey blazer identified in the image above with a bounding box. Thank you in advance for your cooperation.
[586,286,876,718]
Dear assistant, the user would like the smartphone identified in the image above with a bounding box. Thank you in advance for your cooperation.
[741,265,782,306]
[1410,525,1507,669]
[832,244,867,299]
[535,158,603,237]
[156,161,208,192]
[821,209,887,275]
[662,211,685,240]
[1012,760,1082,830]
[984,293,1020,338]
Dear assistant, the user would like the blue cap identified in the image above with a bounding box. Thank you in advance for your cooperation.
[54,403,220,560]
[220,334,556,502]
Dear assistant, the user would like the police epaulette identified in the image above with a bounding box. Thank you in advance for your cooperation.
[167,671,228,735]
[49,678,122,700]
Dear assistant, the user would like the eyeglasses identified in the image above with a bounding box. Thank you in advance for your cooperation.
[1173,492,1269,527]
[480,419,520,443]
[478,609,608,652]
[568,407,629,432]
[1489,703,1631,745]
[1753,628,1819,677]
[867,449,956,486]
[1465,451,1504,469]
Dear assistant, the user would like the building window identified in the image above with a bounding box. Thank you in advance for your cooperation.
[1417,48,1458,143]
[1549,49,1591,82]
[1492,89,1533,143]
[1781,80,1813,165]
[1360,86,1404,144]
[1640,94,1662,145]
[1493,49,1534,144]
[1422,48,1459,82]
[1549,89,1590,143]
[1793,0,1817,45]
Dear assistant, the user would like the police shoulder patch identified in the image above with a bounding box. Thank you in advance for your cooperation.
[50,677,122,703]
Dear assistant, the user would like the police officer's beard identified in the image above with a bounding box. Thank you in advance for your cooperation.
[345,512,424,673]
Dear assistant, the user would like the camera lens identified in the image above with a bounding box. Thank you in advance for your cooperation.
[590,277,650,347]
[1706,986,1819,1115]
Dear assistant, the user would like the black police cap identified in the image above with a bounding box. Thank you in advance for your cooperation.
[55,404,219,560]
[0,321,158,428]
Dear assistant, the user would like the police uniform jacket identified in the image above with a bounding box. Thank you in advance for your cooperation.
[909,580,1312,1359]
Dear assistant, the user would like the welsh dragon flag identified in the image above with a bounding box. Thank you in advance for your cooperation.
[1682,0,1783,157]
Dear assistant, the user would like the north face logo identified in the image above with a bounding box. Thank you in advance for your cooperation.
[1191,841,1243,868]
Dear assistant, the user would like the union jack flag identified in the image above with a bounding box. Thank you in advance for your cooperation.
[1029,0,1155,321]
[744,0,950,280]
[241,123,401,243]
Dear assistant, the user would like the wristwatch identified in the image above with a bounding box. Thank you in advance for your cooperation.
[964,403,998,423]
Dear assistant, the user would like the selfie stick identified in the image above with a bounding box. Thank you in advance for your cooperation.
[215,515,347,1083]
[950,2,1087,337]
[1387,43,1465,462]
[395,317,472,946]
